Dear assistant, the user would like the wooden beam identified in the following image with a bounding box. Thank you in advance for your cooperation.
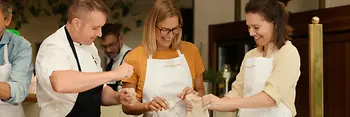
[319,0,326,8]
[235,0,241,21]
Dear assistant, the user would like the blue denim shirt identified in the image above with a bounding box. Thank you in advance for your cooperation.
[0,31,33,104]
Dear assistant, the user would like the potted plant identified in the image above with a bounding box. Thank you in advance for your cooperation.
[203,67,226,96]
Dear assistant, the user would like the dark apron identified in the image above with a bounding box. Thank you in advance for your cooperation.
[64,27,103,117]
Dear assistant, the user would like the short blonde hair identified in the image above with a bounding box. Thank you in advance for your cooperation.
[142,0,183,54]
[67,0,110,22]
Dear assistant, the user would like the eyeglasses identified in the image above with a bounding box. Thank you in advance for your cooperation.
[155,25,182,36]
[101,38,121,49]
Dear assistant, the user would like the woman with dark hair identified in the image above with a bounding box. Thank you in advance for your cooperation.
[201,0,300,117]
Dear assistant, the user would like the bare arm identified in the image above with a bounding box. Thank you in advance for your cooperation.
[203,92,275,112]
[50,62,133,93]
[101,85,120,106]
[194,74,205,96]
[0,83,10,100]
[50,70,115,93]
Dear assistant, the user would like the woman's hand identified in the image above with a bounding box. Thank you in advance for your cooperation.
[145,96,169,112]
[202,94,228,111]
[178,86,197,100]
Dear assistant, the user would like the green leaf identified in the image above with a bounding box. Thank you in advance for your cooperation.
[112,12,120,19]
[123,26,131,34]
[52,3,68,16]
[28,5,41,17]
[122,7,130,17]
[136,19,142,27]
[15,22,22,29]
[48,0,59,6]
[59,16,67,24]
[126,1,133,7]
[110,1,123,11]
[43,9,52,16]
[48,0,54,6]
[203,67,225,83]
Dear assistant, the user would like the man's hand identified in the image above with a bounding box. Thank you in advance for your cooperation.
[119,88,137,106]
[178,86,197,100]
[111,63,133,81]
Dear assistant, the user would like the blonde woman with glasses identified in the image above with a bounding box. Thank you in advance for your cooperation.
[121,0,205,116]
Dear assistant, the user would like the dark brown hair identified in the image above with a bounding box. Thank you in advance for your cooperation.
[245,0,292,49]
[101,23,122,40]
[67,0,110,22]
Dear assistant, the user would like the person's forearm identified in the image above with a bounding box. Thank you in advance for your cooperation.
[194,74,205,97]
[196,88,205,97]
[230,92,276,108]
[122,102,150,115]
[101,86,120,106]
[50,70,114,93]
[0,82,10,100]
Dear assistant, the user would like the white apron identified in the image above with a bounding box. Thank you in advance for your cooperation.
[0,44,25,117]
[238,57,292,117]
[142,50,192,117]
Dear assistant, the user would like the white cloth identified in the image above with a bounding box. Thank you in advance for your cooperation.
[107,44,131,85]
[107,44,132,69]
[238,57,292,117]
[142,50,192,117]
[0,44,25,117]
[185,94,209,117]
[35,26,103,117]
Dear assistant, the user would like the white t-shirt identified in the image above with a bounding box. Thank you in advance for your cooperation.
[106,44,132,70]
[35,26,102,117]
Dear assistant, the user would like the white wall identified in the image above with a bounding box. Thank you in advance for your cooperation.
[326,0,350,8]
[241,0,319,20]
[286,0,319,13]
[194,0,235,68]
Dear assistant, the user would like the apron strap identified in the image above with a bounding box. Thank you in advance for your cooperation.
[176,49,181,55]
[119,50,131,66]
[64,26,102,117]
[149,54,152,59]
[4,44,8,64]
[65,27,82,72]
[148,49,182,59]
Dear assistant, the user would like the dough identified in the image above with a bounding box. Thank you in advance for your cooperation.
[185,94,209,117]
[121,88,138,104]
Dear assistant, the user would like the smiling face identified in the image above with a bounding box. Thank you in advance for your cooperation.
[155,16,182,50]
[246,12,274,47]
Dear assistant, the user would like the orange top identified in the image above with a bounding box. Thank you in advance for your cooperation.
[122,41,205,101]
